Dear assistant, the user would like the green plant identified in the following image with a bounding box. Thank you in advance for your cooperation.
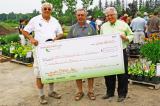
[148,64,156,78]
[2,44,10,56]
[129,61,143,76]
[0,36,5,45]
[3,34,20,44]
[12,44,32,61]
[140,34,160,64]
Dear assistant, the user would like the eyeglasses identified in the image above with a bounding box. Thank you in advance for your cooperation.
[106,14,115,17]
[43,8,51,11]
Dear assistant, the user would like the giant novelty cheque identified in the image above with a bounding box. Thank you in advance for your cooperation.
[36,34,125,84]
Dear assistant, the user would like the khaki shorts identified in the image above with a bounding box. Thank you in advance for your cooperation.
[33,47,41,78]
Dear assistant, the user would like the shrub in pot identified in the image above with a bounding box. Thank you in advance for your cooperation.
[140,33,160,64]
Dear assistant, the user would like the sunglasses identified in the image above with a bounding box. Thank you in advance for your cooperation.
[43,8,51,11]
[77,14,85,17]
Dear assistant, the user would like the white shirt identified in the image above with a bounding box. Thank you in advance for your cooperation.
[96,19,103,26]
[130,17,146,31]
[86,20,91,24]
[24,15,63,43]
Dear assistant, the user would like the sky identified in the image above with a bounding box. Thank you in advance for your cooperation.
[0,0,41,13]
[0,0,132,14]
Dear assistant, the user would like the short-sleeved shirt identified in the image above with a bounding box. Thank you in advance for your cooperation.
[130,17,146,32]
[67,22,97,38]
[100,20,134,49]
[24,15,63,43]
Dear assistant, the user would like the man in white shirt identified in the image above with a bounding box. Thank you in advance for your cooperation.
[95,17,103,33]
[22,2,63,104]
[130,12,146,44]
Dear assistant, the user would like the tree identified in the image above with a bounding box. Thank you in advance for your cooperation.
[8,12,17,21]
[0,13,7,21]
[109,1,114,7]
[127,0,138,17]
[64,0,77,24]
[115,0,123,16]
[105,0,109,8]
[121,0,125,10]
[98,0,103,10]
[90,6,104,18]
[155,0,160,8]
[81,0,93,10]
[31,9,40,18]
[139,0,143,10]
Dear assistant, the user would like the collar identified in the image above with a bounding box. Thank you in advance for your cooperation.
[76,22,88,28]
[40,15,52,22]
[109,20,117,26]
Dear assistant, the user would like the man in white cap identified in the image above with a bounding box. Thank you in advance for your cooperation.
[143,12,149,22]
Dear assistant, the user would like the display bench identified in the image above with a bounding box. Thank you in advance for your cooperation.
[0,55,11,63]
[10,59,33,67]
[128,57,160,89]
[129,76,160,89]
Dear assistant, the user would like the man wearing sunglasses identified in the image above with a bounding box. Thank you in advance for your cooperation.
[22,2,63,104]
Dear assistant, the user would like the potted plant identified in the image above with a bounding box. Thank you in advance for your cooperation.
[149,64,160,84]
[129,60,143,81]
[140,33,160,64]
[140,33,160,83]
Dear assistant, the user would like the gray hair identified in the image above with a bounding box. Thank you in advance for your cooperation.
[104,7,117,16]
[41,2,53,9]
[75,8,88,15]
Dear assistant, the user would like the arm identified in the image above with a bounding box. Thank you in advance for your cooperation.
[22,18,38,46]
[53,33,64,41]
[121,24,134,42]
[53,20,64,41]
[22,30,38,46]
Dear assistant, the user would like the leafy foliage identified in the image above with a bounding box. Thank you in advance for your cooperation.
[0,34,20,44]
[81,0,93,10]
[140,33,160,64]
[129,59,156,78]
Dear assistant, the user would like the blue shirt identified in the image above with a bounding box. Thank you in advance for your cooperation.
[130,17,146,31]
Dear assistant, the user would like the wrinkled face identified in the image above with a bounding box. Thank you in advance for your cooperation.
[41,5,52,18]
[106,10,117,24]
[76,10,87,23]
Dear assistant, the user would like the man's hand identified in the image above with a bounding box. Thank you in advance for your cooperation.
[30,38,38,46]
[120,34,129,41]
[22,30,38,46]
[53,33,64,41]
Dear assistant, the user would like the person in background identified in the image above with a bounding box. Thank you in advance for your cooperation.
[86,16,91,24]
[120,13,128,23]
[89,16,96,31]
[18,19,27,45]
[100,7,133,102]
[143,12,149,22]
[95,17,103,34]
[22,2,64,104]
[146,11,160,38]
[67,8,97,101]
[130,12,146,44]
